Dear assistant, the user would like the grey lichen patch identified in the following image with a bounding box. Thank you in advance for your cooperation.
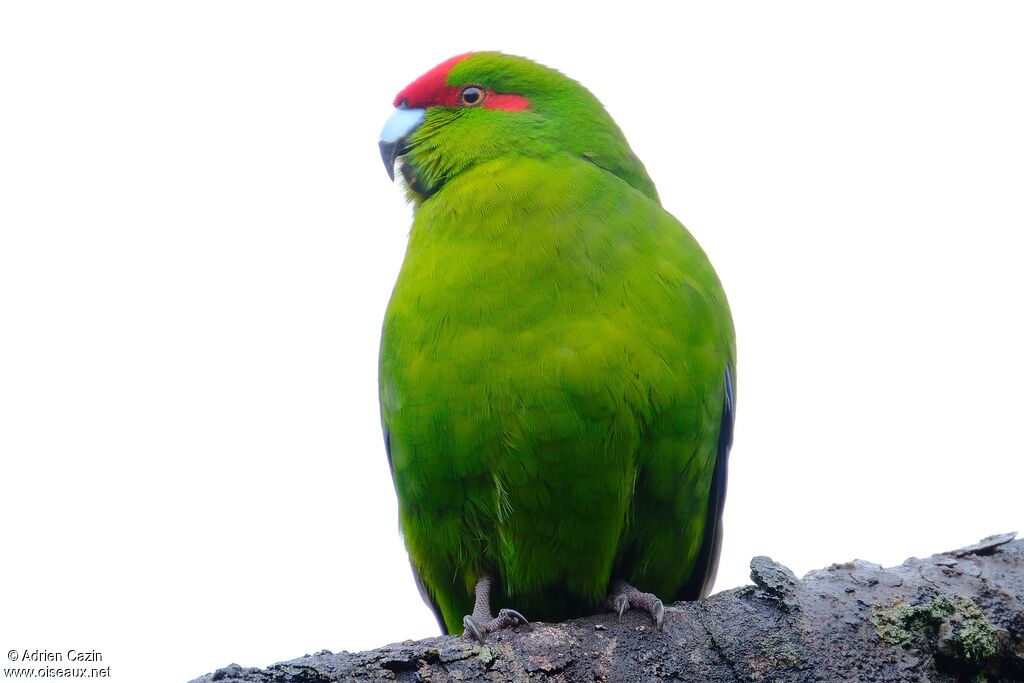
[745,636,804,680]
[759,637,803,668]
[871,595,998,663]
[476,645,493,665]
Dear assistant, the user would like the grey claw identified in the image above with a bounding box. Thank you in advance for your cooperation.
[616,596,628,620]
[653,599,665,631]
[499,608,529,626]
[463,616,486,644]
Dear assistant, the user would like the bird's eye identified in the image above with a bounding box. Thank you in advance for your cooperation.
[459,86,486,107]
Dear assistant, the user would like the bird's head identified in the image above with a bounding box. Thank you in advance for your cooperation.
[379,52,657,205]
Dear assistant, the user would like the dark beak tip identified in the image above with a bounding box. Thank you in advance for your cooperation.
[379,140,398,182]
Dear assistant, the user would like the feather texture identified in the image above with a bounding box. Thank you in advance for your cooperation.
[379,53,735,633]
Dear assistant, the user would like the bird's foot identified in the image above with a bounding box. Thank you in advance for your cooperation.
[605,579,665,631]
[462,576,529,643]
[463,608,529,644]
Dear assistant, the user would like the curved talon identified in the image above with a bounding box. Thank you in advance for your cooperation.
[498,608,529,626]
[653,599,665,631]
[463,616,486,644]
[462,577,528,643]
[606,579,665,630]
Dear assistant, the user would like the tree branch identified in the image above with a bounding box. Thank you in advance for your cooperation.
[190,533,1023,682]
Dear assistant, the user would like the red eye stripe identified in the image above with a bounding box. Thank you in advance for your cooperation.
[393,53,472,108]
[393,53,531,112]
[483,92,530,111]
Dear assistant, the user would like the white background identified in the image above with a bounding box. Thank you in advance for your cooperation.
[2,2,1022,681]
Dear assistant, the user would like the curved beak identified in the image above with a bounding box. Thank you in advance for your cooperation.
[379,106,426,181]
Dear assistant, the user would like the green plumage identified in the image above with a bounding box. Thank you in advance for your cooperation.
[379,52,735,634]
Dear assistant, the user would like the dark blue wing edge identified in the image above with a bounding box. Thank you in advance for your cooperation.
[675,365,734,600]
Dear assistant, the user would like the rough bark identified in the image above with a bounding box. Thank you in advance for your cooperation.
[190,533,1023,682]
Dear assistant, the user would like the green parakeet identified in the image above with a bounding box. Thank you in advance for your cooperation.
[378,52,735,640]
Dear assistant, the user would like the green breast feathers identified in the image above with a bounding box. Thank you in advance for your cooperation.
[378,51,735,640]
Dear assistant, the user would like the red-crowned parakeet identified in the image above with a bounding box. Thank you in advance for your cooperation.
[378,52,735,640]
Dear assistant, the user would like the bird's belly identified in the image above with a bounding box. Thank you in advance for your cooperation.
[381,308,679,605]
[380,205,723,614]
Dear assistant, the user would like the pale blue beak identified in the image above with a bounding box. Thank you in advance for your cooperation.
[379,106,426,181]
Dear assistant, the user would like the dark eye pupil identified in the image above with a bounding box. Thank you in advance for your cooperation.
[463,88,480,104]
